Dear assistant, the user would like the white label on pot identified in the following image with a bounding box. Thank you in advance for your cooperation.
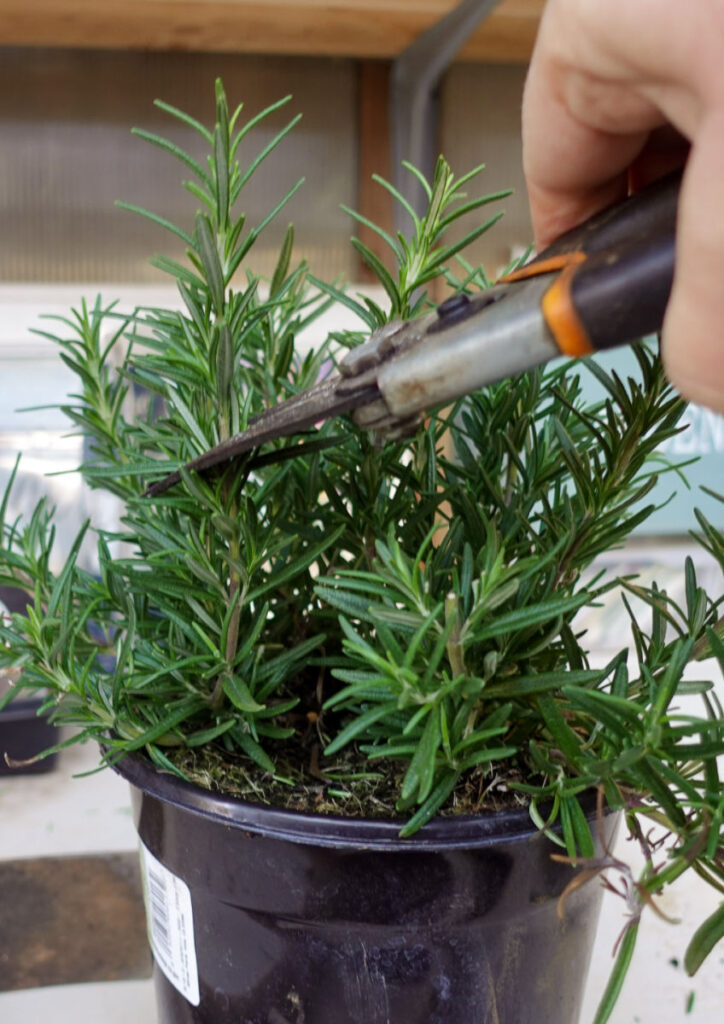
[139,841,200,1006]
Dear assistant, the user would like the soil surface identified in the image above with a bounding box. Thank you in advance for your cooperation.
[167,736,530,821]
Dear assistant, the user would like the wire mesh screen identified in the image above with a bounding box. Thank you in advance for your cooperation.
[0,48,358,283]
[440,62,533,276]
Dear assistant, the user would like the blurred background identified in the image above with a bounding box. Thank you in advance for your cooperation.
[0,3,722,1021]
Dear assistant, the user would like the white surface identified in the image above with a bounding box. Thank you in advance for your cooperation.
[0,741,137,860]
[582,836,724,1023]
[0,981,156,1024]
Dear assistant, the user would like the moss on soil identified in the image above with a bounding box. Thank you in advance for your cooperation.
[165,735,531,821]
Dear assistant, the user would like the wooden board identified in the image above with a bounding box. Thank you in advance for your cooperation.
[0,1,543,62]
[357,62,395,280]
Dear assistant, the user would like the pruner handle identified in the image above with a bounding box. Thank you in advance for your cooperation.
[503,172,680,357]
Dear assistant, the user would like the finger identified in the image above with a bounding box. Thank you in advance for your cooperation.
[522,64,662,249]
[521,0,684,249]
[662,110,724,413]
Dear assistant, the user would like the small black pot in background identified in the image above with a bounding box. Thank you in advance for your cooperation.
[116,753,617,1024]
[0,696,58,775]
[0,585,57,776]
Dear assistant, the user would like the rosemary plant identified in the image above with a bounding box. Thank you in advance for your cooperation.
[0,81,722,1020]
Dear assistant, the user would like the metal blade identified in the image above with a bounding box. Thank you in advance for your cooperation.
[144,375,380,498]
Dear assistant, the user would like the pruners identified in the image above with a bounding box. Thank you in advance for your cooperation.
[145,172,680,498]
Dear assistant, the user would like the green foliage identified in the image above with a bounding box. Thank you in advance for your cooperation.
[339,159,510,324]
[0,80,722,1016]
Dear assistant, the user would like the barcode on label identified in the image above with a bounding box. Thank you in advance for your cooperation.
[139,842,200,1007]
[146,865,173,961]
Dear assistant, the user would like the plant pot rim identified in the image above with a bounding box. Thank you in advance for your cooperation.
[112,750,581,852]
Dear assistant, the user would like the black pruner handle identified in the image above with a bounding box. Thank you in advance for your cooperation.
[510,172,680,357]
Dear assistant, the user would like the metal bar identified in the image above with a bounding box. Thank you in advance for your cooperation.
[390,0,505,231]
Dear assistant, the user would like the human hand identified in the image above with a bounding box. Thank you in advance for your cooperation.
[522,0,724,412]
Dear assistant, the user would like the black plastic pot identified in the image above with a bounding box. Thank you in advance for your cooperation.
[0,697,58,775]
[116,754,616,1024]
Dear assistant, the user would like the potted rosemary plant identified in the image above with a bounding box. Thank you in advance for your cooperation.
[1,82,722,1024]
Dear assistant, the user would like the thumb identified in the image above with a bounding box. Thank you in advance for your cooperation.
[662,111,724,414]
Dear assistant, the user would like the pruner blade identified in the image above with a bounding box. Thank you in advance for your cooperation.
[143,374,380,498]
